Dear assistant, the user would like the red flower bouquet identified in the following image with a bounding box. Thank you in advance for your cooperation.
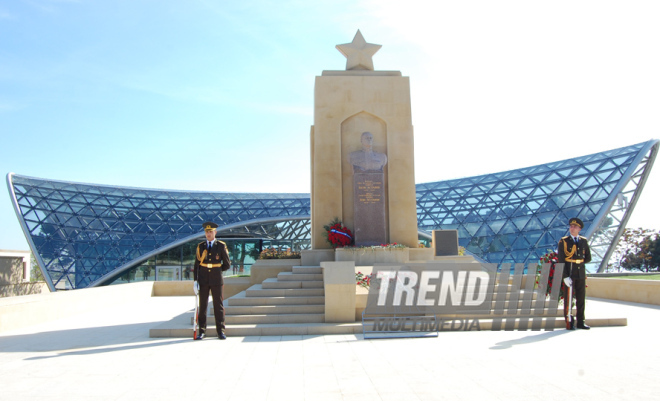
[323,218,353,248]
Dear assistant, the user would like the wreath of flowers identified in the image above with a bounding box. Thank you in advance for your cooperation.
[323,218,353,248]
[535,251,566,303]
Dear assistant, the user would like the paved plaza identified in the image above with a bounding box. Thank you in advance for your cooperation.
[1,295,659,401]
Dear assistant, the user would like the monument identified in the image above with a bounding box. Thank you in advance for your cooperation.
[310,30,418,249]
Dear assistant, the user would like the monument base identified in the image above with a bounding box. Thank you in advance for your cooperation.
[336,247,409,266]
[334,247,476,266]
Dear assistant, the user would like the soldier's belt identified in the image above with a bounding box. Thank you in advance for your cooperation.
[200,263,223,268]
[565,258,584,264]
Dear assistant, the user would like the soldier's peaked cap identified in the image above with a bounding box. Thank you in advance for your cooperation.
[203,222,218,231]
[568,217,584,228]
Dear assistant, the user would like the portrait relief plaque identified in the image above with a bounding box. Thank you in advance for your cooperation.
[350,132,388,246]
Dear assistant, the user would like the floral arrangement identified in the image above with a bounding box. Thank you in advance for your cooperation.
[258,247,301,260]
[324,218,353,248]
[343,242,407,251]
[356,271,372,288]
[378,243,405,249]
[534,251,564,303]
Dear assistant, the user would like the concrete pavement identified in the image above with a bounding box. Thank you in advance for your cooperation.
[1,295,659,400]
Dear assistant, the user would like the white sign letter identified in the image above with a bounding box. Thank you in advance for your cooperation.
[394,271,418,306]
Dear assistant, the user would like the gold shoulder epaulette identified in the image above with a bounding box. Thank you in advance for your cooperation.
[217,240,227,247]
[560,236,569,240]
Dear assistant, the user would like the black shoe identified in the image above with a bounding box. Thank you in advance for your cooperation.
[566,316,575,330]
[195,332,205,340]
[218,332,227,340]
[577,323,591,330]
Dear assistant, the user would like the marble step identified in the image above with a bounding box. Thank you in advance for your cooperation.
[201,305,326,324]
[195,312,326,325]
[150,321,363,338]
[277,272,323,281]
[150,313,626,338]
[261,278,324,289]
[226,292,325,306]
[227,304,325,315]
[361,317,627,336]
[293,266,323,274]
[245,284,324,297]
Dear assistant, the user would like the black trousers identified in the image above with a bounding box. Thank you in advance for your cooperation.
[198,283,225,334]
[564,278,586,324]
[573,278,586,324]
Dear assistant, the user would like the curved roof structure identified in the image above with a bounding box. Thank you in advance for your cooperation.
[8,139,658,291]
[417,140,658,273]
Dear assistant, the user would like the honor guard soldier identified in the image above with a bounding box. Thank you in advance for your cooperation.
[557,217,592,330]
[193,222,231,339]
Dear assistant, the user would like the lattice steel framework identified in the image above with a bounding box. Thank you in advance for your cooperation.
[8,140,658,291]
[7,176,310,291]
[416,140,659,271]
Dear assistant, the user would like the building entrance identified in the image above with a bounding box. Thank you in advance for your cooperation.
[155,266,181,281]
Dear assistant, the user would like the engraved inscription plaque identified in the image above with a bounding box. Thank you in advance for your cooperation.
[350,132,388,246]
[353,172,387,246]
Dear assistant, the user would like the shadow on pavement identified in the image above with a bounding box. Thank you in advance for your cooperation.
[490,330,569,350]
[0,322,188,357]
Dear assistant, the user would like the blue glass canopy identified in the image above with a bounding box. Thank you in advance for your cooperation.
[416,140,658,272]
[8,139,658,290]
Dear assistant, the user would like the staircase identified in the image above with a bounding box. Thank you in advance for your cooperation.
[223,266,361,336]
[149,265,626,338]
[149,266,362,338]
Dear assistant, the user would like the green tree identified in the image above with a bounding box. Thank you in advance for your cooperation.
[609,228,660,272]
[30,253,45,282]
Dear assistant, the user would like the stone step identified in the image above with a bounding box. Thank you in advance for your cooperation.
[227,313,325,324]
[293,266,323,274]
[261,278,324,289]
[245,284,324,297]
[361,317,627,335]
[227,304,325,315]
[150,321,363,338]
[277,272,323,281]
[226,292,325,306]
[195,311,326,325]
[150,311,626,338]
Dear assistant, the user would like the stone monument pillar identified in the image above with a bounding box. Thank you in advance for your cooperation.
[310,30,418,249]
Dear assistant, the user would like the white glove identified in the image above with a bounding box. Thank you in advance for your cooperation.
[563,277,572,287]
[193,281,199,295]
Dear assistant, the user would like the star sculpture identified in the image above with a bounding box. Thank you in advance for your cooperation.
[335,30,382,71]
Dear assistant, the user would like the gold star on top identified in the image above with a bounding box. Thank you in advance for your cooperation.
[335,30,381,71]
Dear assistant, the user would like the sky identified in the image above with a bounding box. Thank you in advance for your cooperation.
[1,0,659,251]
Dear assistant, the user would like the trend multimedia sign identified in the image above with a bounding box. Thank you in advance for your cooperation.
[362,263,564,339]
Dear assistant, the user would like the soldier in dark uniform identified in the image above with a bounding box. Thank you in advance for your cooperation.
[193,222,231,340]
[557,217,591,330]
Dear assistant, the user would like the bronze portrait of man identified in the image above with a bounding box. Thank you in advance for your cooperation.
[350,131,387,173]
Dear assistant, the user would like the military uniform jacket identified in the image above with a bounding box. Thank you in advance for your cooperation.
[193,240,231,286]
[557,236,591,280]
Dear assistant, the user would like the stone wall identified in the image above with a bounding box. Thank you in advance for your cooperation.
[0,282,49,298]
[586,277,660,305]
